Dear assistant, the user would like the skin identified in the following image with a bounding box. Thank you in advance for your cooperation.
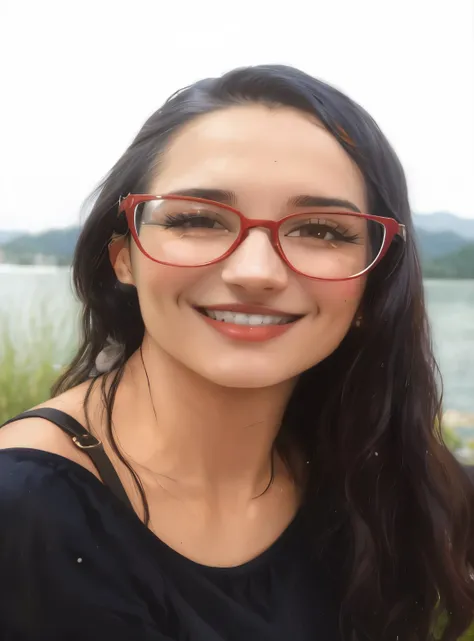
[0,105,368,566]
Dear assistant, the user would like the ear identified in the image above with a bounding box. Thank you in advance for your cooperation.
[111,239,135,287]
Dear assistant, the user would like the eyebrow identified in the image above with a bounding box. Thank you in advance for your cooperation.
[166,188,238,204]
[289,194,361,213]
[165,188,361,213]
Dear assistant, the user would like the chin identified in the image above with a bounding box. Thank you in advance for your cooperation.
[196,355,304,390]
[205,371,290,389]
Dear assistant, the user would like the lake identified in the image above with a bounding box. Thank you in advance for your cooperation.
[0,266,473,418]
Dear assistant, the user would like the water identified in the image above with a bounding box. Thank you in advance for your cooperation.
[0,266,473,415]
[423,280,474,415]
[0,265,79,365]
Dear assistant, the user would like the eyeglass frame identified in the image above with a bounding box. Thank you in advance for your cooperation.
[109,193,407,282]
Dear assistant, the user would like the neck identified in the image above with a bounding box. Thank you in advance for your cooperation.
[113,335,297,498]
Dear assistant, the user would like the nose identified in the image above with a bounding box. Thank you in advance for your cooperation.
[220,229,289,293]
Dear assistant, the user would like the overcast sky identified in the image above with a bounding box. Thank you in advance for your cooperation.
[1,0,473,232]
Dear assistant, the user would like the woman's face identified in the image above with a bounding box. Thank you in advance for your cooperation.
[116,105,368,388]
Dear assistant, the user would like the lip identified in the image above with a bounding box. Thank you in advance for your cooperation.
[199,303,302,316]
[193,304,304,343]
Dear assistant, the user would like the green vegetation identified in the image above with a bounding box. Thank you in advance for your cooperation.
[434,610,474,640]
[423,243,474,279]
[461,628,474,641]
[441,424,463,452]
[0,226,81,266]
[416,228,469,260]
[0,310,77,424]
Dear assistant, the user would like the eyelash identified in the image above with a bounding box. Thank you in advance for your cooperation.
[160,213,362,244]
[162,213,221,228]
[288,219,361,243]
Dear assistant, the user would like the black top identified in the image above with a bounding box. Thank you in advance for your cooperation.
[0,410,341,641]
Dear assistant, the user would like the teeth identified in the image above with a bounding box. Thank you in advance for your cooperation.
[204,310,294,325]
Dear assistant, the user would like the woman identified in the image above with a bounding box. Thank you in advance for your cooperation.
[0,65,473,641]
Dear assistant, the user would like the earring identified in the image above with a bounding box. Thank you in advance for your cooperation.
[354,315,363,328]
[89,336,124,376]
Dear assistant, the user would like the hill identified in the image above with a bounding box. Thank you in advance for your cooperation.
[414,212,474,240]
[415,228,469,260]
[0,231,22,245]
[423,243,474,279]
[0,212,473,277]
[1,226,81,265]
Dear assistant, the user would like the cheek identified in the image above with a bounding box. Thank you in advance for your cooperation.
[132,253,180,305]
[135,258,215,308]
[307,277,365,318]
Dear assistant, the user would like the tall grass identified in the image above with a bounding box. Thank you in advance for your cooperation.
[0,303,78,424]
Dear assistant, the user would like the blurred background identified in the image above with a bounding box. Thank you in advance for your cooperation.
[0,0,473,458]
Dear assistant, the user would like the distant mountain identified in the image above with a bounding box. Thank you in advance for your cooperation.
[1,226,81,265]
[0,211,473,277]
[423,243,474,279]
[414,212,474,240]
[0,231,22,245]
[415,228,470,260]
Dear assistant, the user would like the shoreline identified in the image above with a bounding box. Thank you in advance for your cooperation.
[0,263,473,282]
[444,410,474,430]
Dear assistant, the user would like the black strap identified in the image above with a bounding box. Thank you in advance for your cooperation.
[1,408,134,511]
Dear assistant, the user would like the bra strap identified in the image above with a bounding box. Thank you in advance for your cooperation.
[2,408,134,511]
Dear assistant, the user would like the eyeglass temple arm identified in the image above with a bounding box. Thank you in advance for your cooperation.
[397,224,407,241]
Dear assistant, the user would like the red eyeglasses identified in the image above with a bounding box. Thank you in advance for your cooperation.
[109,194,406,281]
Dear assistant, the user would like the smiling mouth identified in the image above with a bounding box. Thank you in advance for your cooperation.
[196,308,302,326]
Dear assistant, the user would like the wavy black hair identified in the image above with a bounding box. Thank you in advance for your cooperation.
[52,65,474,640]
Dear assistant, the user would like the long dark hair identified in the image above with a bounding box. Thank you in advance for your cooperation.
[52,65,474,640]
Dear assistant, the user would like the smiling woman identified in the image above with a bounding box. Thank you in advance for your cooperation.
[0,65,473,641]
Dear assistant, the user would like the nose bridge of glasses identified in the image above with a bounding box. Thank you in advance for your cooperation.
[233,216,279,250]
[239,217,280,248]
[239,219,281,255]
[243,217,279,233]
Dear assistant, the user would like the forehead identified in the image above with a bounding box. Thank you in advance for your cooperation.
[150,105,367,212]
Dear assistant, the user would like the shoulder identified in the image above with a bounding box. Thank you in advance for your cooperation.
[0,382,100,480]
[0,452,160,639]
[0,447,100,532]
[0,442,133,583]
[0,448,104,603]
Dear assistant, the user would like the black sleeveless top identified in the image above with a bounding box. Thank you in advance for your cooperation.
[0,409,341,641]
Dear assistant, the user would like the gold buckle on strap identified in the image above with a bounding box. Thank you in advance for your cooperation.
[72,434,102,449]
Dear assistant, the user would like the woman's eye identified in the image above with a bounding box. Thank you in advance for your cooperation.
[182,216,219,228]
[163,213,223,229]
[287,224,338,240]
[285,221,361,244]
